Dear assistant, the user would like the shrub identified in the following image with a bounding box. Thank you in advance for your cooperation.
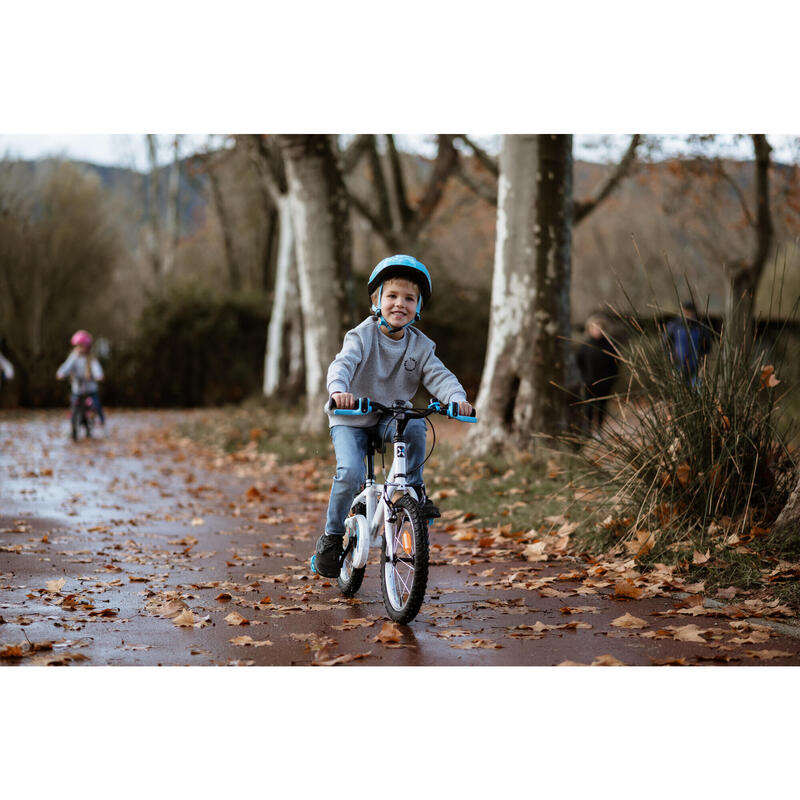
[107,286,268,407]
[572,310,797,566]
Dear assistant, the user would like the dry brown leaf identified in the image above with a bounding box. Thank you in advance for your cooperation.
[613,580,642,600]
[560,606,599,615]
[450,639,503,650]
[45,578,66,593]
[374,622,403,644]
[329,618,377,633]
[0,643,26,658]
[611,613,649,629]
[224,612,250,626]
[650,657,687,666]
[230,635,273,647]
[523,541,548,562]
[557,660,587,666]
[592,654,625,666]
[744,649,792,660]
[670,624,710,643]
[172,609,195,627]
[312,651,372,666]
[692,550,711,565]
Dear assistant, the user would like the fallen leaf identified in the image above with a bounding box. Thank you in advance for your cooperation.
[592,654,625,666]
[692,550,711,565]
[557,660,587,666]
[613,580,642,600]
[650,657,687,666]
[670,624,710,643]
[450,639,503,650]
[611,613,649,629]
[0,643,25,658]
[743,649,792,660]
[224,612,250,626]
[374,622,403,644]
[523,541,548,562]
[191,518,204,527]
[172,609,195,627]
[46,578,66,593]
[312,651,372,666]
[230,635,273,647]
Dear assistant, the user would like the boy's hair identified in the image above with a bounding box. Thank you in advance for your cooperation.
[370,276,421,305]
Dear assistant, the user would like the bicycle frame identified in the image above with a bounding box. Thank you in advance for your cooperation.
[345,432,421,570]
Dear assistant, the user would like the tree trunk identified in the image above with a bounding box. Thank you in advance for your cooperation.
[207,162,241,291]
[726,134,773,342]
[467,135,540,454]
[263,196,295,397]
[145,134,163,278]
[528,134,574,442]
[772,473,800,539]
[163,134,181,276]
[279,134,351,432]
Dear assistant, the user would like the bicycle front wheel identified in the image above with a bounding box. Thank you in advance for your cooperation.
[380,494,428,624]
[337,515,366,597]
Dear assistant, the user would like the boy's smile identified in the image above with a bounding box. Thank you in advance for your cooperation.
[377,278,420,338]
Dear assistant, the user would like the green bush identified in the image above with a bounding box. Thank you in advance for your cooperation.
[107,287,268,407]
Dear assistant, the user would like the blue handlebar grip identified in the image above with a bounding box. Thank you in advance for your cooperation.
[331,397,372,415]
[446,401,477,422]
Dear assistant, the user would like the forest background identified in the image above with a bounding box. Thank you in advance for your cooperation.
[2,132,799,415]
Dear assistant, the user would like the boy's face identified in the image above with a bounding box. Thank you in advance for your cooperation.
[374,278,420,328]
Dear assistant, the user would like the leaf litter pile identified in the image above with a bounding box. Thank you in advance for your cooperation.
[1,409,799,667]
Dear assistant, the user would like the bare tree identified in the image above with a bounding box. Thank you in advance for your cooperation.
[278,134,352,431]
[344,134,459,252]
[467,134,641,454]
[726,134,774,339]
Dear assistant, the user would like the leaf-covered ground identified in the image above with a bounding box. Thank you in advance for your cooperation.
[2,409,800,666]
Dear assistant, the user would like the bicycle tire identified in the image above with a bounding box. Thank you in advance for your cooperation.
[337,522,366,597]
[71,406,81,442]
[380,493,429,624]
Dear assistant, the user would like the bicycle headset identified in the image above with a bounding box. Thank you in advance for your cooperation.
[367,255,432,334]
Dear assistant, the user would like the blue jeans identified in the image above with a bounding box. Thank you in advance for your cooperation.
[71,391,105,424]
[324,417,427,536]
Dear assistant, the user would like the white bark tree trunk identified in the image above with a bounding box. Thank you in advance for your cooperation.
[467,135,540,454]
[466,134,575,454]
[163,134,181,276]
[263,196,295,397]
[279,135,350,432]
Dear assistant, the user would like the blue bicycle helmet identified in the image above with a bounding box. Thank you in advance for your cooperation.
[368,255,432,332]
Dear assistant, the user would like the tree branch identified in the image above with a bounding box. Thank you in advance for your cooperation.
[574,134,642,225]
[367,135,394,233]
[454,156,498,206]
[386,134,413,231]
[405,134,459,242]
[340,134,372,175]
[455,135,499,177]
[751,133,773,272]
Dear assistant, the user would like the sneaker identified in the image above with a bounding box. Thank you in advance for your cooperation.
[420,498,441,519]
[311,533,344,578]
[410,484,440,519]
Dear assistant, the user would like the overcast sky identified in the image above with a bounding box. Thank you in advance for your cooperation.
[1,133,798,171]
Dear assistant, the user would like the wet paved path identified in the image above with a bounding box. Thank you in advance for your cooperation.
[2,409,800,666]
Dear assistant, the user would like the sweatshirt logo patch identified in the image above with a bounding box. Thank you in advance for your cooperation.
[404,357,417,372]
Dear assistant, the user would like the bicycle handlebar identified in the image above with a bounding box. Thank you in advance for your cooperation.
[331,396,477,423]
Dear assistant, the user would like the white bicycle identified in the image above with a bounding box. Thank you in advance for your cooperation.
[317,397,476,624]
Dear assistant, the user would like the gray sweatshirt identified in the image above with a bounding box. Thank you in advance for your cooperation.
[325,317,467,428]
[56,352,104,395]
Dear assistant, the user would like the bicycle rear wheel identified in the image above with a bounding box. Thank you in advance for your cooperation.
[380,494,428,624]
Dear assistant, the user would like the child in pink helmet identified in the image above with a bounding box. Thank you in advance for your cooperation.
[56,330,107,433]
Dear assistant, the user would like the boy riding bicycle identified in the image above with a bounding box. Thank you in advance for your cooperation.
[313,255,473,578]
